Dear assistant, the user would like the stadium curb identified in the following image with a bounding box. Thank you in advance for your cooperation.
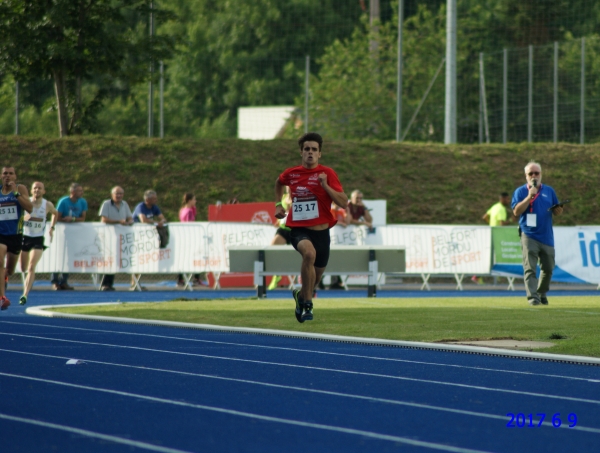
[26,302,600,366]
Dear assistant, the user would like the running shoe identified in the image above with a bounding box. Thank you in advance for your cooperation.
[268,275,282,290]
[19,295,27,306]
[301,301,314,322]
[0,296,10,310]
[292,289,304,323]
[540,296,549,305]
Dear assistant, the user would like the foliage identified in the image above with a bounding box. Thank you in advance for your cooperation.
[0,0,177,136]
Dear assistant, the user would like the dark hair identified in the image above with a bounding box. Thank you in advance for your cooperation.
[298,132,323,151]
[181,192,194,207]
[500,192,509,197]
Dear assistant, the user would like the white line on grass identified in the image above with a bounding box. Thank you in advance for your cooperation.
[1,333,600,405]
[0,413,194,453]
[0,373,494,453]
[3,320,599,383]
[1,350,599,435]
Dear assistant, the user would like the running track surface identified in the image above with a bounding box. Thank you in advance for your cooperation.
[1,288,599,453]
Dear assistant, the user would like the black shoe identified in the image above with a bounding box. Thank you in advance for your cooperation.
[540,296,549,305]
[528,298,541,306]
[19,295,27,306]
[292,289,304,323]
[302,301,314,322]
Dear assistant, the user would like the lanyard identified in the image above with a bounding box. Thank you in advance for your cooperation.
[529,184,542,213]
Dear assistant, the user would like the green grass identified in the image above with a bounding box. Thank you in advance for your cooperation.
[52,295,600,358]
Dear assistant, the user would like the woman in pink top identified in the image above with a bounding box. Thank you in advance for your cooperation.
[179,192,197,222]
[177,193,206,287]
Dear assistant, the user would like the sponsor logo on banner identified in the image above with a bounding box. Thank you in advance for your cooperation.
[251,211,272,224]
[431,228,482,269]
[578,232,600,267]
[73,233,114,269]
[330,225,367,245]
[119,227,170,270]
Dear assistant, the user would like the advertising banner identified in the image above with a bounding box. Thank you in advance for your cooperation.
[381,225,491,274]
[490,227,523,277]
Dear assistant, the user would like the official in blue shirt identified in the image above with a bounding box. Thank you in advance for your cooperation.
[133,190,166,226]
[511,162,563,306]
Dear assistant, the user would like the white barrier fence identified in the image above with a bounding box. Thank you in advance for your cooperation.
[28,223,599,288]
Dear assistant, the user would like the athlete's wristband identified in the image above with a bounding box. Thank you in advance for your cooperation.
[13,191,20,198]
[275,202,283,207]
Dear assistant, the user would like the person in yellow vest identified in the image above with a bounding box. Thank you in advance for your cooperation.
[474,192,515,284]
[483,192,514,226]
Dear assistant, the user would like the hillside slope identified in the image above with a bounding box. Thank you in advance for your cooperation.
[3,136,598,225]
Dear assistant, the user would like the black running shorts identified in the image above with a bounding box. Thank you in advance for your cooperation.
[290,227,331,268]
[0,234,23,255]
[275,228,292,245]
[22,235,46,252]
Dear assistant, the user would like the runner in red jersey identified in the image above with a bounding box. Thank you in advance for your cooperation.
[275,133,348,323]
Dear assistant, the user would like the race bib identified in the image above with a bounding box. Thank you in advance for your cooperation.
[0,206,18,221]
[292,200,319,221]
[526,213,537,227]
[23,220,44,235]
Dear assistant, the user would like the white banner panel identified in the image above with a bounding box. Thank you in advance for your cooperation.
[553,226,600,284]
[381,225,491,274]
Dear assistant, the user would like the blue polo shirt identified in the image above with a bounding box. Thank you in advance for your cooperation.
[56,196,88,219]
[511,183,559,246]
[133,202,162,223]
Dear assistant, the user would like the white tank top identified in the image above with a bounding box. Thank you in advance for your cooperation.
[23,198,48,237]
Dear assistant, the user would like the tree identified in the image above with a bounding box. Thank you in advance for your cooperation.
[0,0,176,136]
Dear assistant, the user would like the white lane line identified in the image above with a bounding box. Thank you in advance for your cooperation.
[1,333,600,406]
[0,372,493,453]
[0,413,194,453]
[3,320,599,383]
[2,349,599,435]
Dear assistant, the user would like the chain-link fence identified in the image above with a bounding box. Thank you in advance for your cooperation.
[1,1,599,144]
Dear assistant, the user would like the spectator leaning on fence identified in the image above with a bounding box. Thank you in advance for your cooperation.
[51,182,87,290]
[98,186,133,291]
[345,190,373,229]
[133,190,166,226]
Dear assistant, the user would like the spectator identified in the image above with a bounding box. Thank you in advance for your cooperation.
[329,202,347,290]
[177,193,207,287]
[483,192,514,226]
[51,183,87,290]
[345,190,373,229]
[98,186,133,291]
[133,190,166,226]
[512,162,563,306]
[19,182,58,305]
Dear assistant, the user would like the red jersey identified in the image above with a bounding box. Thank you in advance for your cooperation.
[278,164,344,228]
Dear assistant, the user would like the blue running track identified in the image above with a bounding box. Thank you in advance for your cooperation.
[1,289,599,453]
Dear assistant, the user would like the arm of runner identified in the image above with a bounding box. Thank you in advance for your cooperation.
[274,178,286,219]
[47,201,58,242]
[318,173,347,209]
[16,183,33,213]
